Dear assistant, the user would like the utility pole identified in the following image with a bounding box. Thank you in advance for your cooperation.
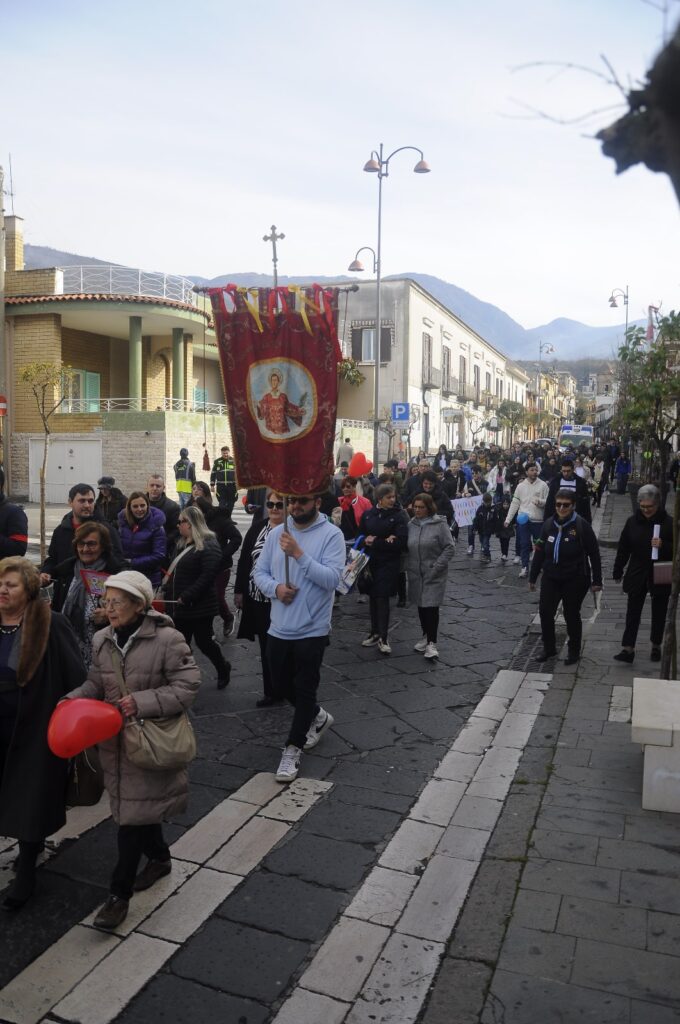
[0,167,5,469]
[263,225,285,289]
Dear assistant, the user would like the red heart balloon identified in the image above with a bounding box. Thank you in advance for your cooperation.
[349,453,373,477]
[48,699,123,759]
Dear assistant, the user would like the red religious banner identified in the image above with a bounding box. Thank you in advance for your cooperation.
[209,284,341,495]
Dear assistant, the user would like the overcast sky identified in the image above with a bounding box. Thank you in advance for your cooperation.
[3,0,679,331]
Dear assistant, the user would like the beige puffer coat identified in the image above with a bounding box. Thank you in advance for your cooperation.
[66,610,200,826]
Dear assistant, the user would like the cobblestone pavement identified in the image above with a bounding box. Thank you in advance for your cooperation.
[2,492,678,1023]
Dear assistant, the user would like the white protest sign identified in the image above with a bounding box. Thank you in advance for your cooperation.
[451,495,483,526]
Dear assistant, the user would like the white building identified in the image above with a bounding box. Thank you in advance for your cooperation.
[335,277,529,459]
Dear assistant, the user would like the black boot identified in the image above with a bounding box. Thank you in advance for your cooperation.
[3,841,41,911]
[564,648,580,666]
[217,659,231,689]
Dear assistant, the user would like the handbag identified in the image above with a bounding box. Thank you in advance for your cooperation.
[653,561,673,586]
[66,748,104,807]
[356,563,373,595]
[111,652,196,772]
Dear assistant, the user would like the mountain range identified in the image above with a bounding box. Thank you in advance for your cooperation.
[24,245,632,364]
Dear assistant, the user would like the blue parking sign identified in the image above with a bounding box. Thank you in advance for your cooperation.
[392,402,410,423]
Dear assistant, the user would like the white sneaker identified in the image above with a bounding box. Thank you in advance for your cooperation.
[304,709,334,751]
[424,642,439,659]
[513,556,521,565]
[501,554,508,562]
[378,639,392,655]
[275,745,302,783]
[519,567,528,579]
[362,634,379,647]
[414,636,428,652]
[467,545,474,555]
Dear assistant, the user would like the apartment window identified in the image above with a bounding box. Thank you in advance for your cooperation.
[351,325,391,363]
[473,365,481,401]
[485,371,492,394]
[459,354,467,382]
[422,333,433,371]
[496,379,503,400]
[193,386,208,409]
[442,346,451,382]
[62,369,101,413]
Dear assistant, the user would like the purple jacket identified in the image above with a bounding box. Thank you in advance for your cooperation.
[117,506,167,587]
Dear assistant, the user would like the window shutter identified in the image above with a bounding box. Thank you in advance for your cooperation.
[351,328,362,361]
[380,326,391,363]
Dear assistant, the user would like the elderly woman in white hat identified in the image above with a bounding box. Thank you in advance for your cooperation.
[65,570,200,931]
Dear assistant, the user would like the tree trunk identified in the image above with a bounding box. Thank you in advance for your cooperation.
[660,487,680,680]
[40,431,49,565]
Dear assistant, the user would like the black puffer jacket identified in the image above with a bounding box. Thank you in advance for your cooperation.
[613,508,673,594]
[358,505,409,597]
[0,497,28,557]
[165,540,222,620]
[530,514,602,586]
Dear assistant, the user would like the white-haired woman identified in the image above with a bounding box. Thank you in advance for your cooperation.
[66,570,200,930]
[164,505,231,689]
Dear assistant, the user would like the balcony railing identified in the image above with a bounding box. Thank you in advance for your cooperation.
[60,265,198,306]
[422,364,442,389]
[58,396,228,416]
[482,391,500,410]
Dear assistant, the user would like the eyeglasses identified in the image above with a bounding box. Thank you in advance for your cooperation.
[266,501,284,510]
[102,599,128,609]
[555,502,574,509]
[76,541,101,549]
[288,497,314,505]
[639,504,657,511]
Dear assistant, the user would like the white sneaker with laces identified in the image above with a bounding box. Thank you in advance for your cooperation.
[519,567,528,578]
[501,554,508,562]
[304,709,334,751]
[513,555,521,565]
[378,639,392,655]
[424,642,439,659]
[467,545,474,555]
[362,634,379,647]
[414,636,428,652]
[275,745,302,783]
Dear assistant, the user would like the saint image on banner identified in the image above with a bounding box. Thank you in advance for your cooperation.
[247,360,317,443]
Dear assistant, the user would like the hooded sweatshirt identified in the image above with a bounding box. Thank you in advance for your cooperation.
[253,513,346,640]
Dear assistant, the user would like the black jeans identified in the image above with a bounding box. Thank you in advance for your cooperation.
[176,616,230,678]
[622,586,670,648]
[251,600,273,697]
[539,574,590,654]
[369,596,390,642]
[267,635,328,749]
[216,487,236,515]
[111,824,169,900]
[418,606,439,643]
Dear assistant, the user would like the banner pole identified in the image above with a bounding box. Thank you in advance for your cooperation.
[283,495,291,586]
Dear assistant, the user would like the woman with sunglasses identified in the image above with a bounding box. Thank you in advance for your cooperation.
[358,483,409,654]
[234,492,286,706]
[48,521,126,668]
[529,488,602,665]
[163,506,231,689]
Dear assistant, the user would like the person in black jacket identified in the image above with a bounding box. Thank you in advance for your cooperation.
[146,475,181,549]
[530,489,602,665]
[544,459,592,523]
[164,505,231,689]
[0,468,28,557]
[613,484,673,663]
[94,476,127,531]
[192,489,242,637]
[358,484,409,655]
[40,484,123,582]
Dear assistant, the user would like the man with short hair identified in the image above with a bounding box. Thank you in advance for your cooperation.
[41,483,123,588]
[210,445,238,514]
[173,448,195,509]
[336,437,354,466]
[0,468,28,558]
[147,475,180,545]
[253,493,345,783]
[504,463,549,578]
[94,476,127,530]
[544,458,591,522]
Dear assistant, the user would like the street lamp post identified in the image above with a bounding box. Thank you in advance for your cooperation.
[537,340,554,437]
[362,144,430,468]
[608,285,629,342]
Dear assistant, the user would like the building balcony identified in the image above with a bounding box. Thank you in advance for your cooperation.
[482,391,500,410]
[60,265,198,306]
[441,373,456,397]
[59,396,228,416]
[422,364,442,389]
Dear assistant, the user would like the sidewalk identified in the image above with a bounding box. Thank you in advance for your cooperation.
[422,490,680,1022]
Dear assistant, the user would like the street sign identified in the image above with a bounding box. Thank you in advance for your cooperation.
[391,402,410,423]
[442,407,462,423]
[0,396,7,417]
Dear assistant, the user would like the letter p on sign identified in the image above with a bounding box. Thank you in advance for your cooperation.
[391,402,410,423]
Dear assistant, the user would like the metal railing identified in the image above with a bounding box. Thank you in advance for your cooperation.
[422,364,442,388]
[58,396,228,416]
[60,266,198,306]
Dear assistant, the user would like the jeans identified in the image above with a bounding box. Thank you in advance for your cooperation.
[369,596,390,641]
[176,617,231,679]
[500,537,510,556]
[251,600,273,697]
[467,526,475,550]
[111,824,169,901]
[518,520,543,568]
[418,606,439,642]
[267,635,328,749]
[177,493,190,509]
[481,534,491,557]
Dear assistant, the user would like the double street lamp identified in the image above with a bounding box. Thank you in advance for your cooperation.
[608,285,629,341]
[357,144,430,468]
[537,340,554,431]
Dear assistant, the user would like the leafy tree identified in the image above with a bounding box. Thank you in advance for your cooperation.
[574,400,590,423]
[497,399,526,443]
[19,362,72,562]
[615,312,680,498]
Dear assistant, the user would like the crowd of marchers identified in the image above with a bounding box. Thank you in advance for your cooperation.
[0,433,674,932]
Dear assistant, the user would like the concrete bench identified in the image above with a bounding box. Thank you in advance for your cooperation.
[631,677,680,813]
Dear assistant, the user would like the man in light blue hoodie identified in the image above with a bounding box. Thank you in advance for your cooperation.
[253,493,346,782]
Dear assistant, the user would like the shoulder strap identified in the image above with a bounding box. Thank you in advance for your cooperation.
[110,648,129,697]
